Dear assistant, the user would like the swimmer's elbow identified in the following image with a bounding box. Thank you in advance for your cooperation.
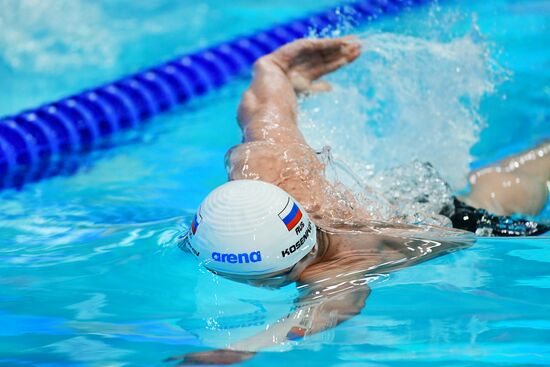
[342,294,368,320]
[308,288,370,335]
[307,303,364,336]
[337,288,370,322]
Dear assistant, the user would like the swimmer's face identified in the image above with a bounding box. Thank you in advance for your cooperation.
[223,243,321,289]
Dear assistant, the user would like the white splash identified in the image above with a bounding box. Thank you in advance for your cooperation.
[0,0,212,72]
[0,0,118,71]
[299,29,503,223]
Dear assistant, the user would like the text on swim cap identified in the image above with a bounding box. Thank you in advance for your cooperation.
[282,221,312,258]
[295,221,305,235]
[212,251,262,264]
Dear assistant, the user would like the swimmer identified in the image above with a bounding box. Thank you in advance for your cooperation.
[169,38,549,365]
[450,142,550,236]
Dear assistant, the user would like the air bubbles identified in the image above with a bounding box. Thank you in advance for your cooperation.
[0,0,118,71]
[299,25,504,226]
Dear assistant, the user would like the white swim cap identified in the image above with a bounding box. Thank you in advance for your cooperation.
[182,180,317,277]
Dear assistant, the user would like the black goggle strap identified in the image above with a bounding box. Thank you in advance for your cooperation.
[176,229,192,252]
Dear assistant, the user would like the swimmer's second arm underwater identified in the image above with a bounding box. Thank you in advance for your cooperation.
[167,226,474,364]
[166,278,371,365]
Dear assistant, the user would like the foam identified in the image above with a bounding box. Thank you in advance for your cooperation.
[299,28,503,224]
[0,0,118,71]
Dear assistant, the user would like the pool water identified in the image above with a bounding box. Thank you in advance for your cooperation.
[0,0,549,366]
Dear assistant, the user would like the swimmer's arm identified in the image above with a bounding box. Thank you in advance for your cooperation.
[227,286,370,350]
[460,140,550,216]
[238,38,360,144]
[167,284,370,365]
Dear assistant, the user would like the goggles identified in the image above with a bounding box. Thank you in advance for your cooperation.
[177,230,317,288]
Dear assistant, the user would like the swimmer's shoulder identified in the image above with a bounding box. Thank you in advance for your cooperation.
[226,141,315,156]
[226,141,322,181]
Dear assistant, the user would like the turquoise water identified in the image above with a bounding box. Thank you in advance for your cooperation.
[0,0,549,366]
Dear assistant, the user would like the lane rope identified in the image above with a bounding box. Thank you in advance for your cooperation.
[0,0,431,189]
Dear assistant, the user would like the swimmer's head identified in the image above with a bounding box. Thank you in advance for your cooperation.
[180,180,318,287]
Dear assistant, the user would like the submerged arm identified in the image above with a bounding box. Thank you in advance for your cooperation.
[229,282,370,350]
[167,280,370,365]
[168,229,473,365]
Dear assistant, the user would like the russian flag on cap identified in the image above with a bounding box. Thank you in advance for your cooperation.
[278,198,303,231]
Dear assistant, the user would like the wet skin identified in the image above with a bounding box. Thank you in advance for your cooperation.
[169,37,548,365]
[461,142,550,216]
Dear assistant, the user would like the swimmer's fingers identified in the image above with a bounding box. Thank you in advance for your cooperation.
[310,80,332,92]
[297,39,360,80]
[308,37,361,63]
[286,41,360,92]
[288,53,349,92]
[319,48,359,75]
[319,37,361,63]
[295,80,332,95]
[298,36,360,58]
[165,350,255,365]
[275,37,360,78]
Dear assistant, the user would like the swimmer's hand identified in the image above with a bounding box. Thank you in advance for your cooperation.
[269,37,361,93]
[165,349,255,365]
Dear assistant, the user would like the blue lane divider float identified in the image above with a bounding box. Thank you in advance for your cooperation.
[0,0,431,190]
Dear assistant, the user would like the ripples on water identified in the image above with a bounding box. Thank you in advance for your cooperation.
[0,0,549,366]
[300,23,507,225]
